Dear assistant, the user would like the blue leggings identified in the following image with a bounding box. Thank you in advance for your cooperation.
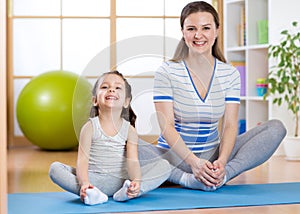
[138,119,286,185]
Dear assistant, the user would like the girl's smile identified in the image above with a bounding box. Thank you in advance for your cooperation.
[105,95,118,100]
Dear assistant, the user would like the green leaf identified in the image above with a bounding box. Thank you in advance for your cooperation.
[281,40,287,47]
[292,21,298,27]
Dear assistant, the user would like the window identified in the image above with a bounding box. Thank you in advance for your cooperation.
[8,0,219,144]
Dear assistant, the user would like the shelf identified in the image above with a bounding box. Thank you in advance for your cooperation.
[227,44,269,52]
[242,96,270,101]
[226,0,244,5]
[224,0,270,132]
[227,46,246,52]
[247,44,269,50]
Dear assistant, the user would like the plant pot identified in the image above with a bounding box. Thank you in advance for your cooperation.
[283,136,300,161]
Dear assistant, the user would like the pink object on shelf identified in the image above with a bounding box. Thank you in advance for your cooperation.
[256,84,268,87]
[231,61,246,96]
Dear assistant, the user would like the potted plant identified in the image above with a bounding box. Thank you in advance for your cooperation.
[264,21,300,160]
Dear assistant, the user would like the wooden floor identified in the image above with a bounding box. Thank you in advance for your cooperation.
[7,145,300,214]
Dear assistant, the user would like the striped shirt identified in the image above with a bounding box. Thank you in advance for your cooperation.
[153,59,240,153]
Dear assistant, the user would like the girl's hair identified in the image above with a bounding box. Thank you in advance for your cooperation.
[171,1,226,63]
[90,70,137,127]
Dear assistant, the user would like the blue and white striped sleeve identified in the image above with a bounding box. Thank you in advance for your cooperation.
[225,67,241,104]
[153,63,173,102]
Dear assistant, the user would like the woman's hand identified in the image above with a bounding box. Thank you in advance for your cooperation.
[212,159,226,186]
[189,156,224,187]
[80,183,94,202]
[127,181,140,198]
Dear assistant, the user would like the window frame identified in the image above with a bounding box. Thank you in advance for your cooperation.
[7,0,223,146]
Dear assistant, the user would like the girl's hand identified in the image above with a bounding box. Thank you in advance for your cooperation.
[80,183,94,202]
[127,181,140,198]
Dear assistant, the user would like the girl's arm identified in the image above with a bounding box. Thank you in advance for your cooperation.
[126,125,141,197]
[76,121,93,201]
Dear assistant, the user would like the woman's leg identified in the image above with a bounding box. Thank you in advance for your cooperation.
[138,139,189,183]
[137,138,218,190]
[225,119,287,181]
[139,159,171,193]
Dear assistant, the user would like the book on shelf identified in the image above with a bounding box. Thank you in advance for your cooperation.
[238,119,246,135]
[231,61,245,96]
[238,5,246,46]
[257,19,268,44]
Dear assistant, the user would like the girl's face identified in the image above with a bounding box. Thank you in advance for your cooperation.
[182,11,218,58]
[93,74,129,110]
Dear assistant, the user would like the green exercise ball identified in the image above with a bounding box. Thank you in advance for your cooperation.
[16,70,92,150]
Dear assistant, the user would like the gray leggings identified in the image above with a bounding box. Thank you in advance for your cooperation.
[138,119,287,184]
[49,159,171,197]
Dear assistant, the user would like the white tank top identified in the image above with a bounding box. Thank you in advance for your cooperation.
[88,117,130,177]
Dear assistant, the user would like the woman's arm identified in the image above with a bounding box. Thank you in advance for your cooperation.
[76,121,93,201]
[155,102,217,185]
[215,103,239,167]
[211,103,239,186]
[126,125,141,198]
[155,102,198,165]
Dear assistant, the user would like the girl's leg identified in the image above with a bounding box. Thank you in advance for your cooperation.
[49,162,124,205]
[49,161,80,195]
[49,161,125,196]
[113,159,171,201]
[49,162,110,205]
[90,173,125,196]
[225,119,286,181]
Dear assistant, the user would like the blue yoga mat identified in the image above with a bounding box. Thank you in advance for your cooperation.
[8,182,300,214]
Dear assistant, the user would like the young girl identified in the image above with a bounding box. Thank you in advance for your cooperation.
[49,70,171,205]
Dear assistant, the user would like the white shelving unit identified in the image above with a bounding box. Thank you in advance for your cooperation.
[224,0,272,131]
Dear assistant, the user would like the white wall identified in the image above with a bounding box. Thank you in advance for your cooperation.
[129,78,161,136]
[269,0,300,137]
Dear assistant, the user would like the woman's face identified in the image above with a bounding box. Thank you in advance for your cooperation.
[182,11,218,58]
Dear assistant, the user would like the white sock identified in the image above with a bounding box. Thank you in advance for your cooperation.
[113,180,131,202]
[216,174,227,189]
[179,172,217,191]
[84,186,108,205]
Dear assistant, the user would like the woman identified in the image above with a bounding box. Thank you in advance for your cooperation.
[139,1,286,191]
